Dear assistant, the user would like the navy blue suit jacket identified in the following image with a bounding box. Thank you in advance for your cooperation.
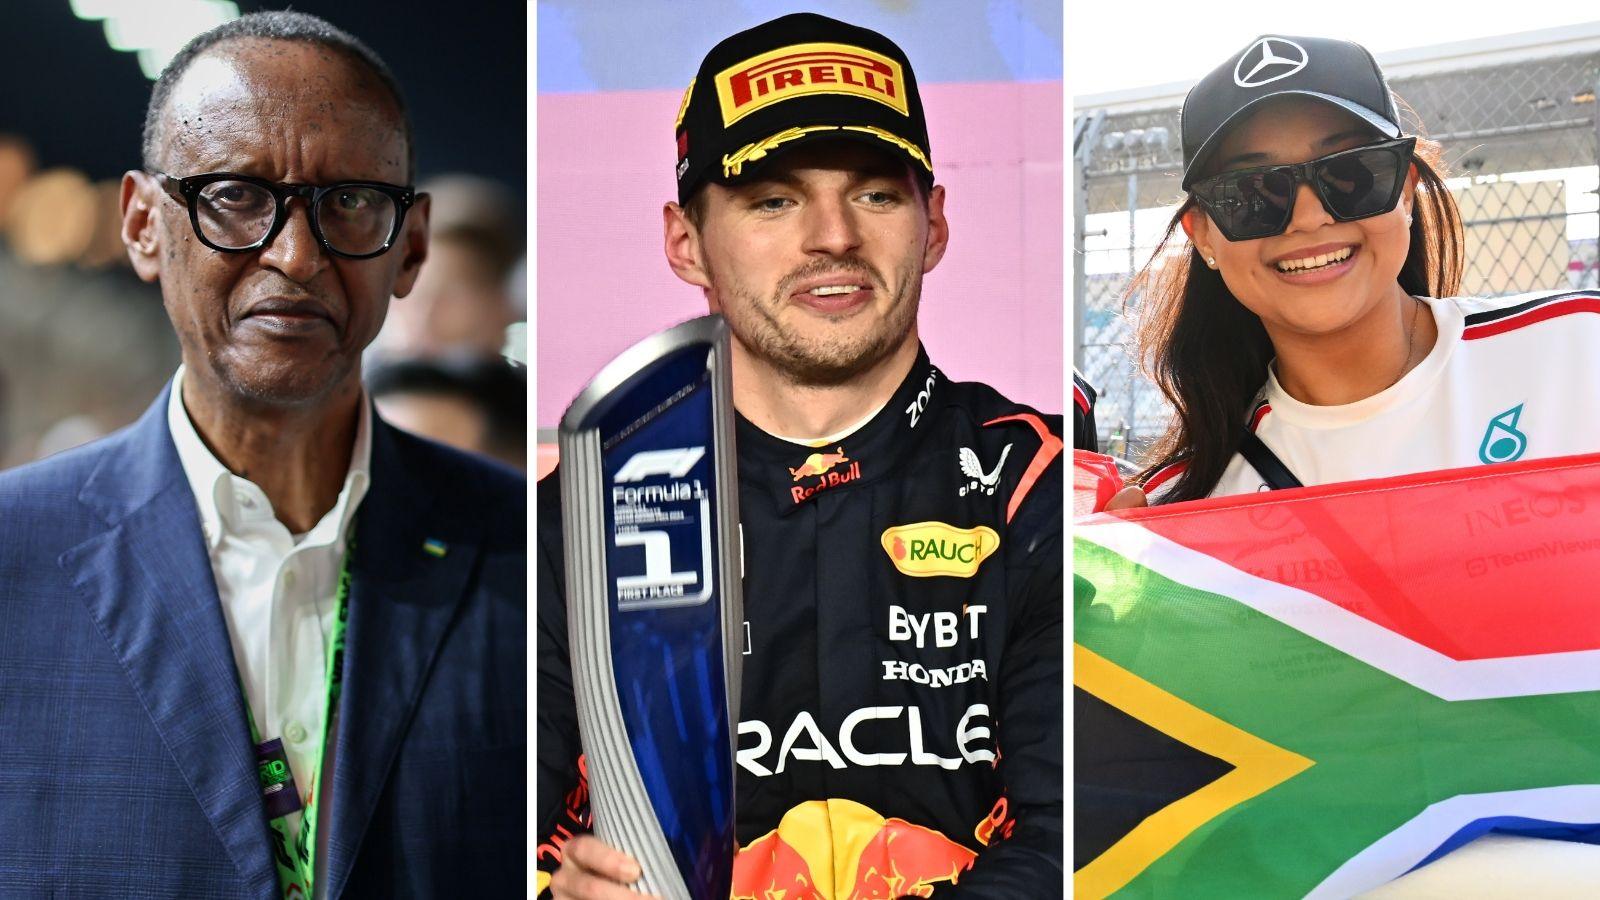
[0,386,525,898]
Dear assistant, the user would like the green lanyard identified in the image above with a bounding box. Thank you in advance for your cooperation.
[244,534,354,900]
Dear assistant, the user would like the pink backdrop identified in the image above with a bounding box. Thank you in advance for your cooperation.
[536,81,1063,427]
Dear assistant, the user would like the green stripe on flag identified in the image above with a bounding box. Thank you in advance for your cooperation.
[1075,536,1600,898]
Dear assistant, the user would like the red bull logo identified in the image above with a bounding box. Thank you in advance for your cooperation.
[789,447,850,481]
[730,799,975,899]
[715,42,909,126]
[973,795,1017,847]
[731,827,825,900]
[788,447,862,504]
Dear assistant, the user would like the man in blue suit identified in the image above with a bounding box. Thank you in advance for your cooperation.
[0,12,524,898]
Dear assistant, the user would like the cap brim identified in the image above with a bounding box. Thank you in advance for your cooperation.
[709,125,934,190]
[1181,90,1400,189]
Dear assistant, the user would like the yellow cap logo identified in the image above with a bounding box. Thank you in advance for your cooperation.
[880,522,999,578]
[674,77,695,129]
[715,42,908,126]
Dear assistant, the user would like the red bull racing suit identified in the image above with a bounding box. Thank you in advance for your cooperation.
[537,347,1063,897]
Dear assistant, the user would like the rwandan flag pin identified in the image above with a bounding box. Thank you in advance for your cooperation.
[422,538,448,558]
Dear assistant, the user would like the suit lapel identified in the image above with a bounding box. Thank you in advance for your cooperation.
[322,420,481,900]
[58,387,278,899]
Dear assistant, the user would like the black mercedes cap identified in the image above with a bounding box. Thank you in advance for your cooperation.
[1180,35,1401,188]
[673,12,933,206]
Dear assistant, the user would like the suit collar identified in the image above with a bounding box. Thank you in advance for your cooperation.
[61,384,280,897]
[76,382,191,527]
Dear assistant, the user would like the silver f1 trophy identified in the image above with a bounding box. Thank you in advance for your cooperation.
[558,315,743,899]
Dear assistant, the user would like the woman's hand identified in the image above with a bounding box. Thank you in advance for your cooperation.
[1104,485,1149,510]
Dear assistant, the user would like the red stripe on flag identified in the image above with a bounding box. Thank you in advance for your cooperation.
[1074,449,1125,517]
[1106,453,1600,660]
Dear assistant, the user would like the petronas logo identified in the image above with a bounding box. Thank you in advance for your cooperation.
[1478,404,1527,464]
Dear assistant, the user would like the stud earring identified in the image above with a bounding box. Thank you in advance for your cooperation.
[1206,256,1216,268]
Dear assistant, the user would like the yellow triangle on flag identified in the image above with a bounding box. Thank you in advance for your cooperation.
[1075,644,1315,898]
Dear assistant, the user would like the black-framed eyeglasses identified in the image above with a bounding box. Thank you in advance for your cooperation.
[1189,137,1417,242]
[152,171,418,260]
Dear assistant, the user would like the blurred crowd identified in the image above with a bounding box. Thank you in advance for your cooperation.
[367,174,527,471]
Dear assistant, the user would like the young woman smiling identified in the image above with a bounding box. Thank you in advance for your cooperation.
[1117,34,1600,505]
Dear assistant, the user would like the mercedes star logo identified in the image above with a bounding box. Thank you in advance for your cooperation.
[1233,37,1309,89]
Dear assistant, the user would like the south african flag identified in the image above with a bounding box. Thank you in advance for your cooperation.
[1075,452,1600,897]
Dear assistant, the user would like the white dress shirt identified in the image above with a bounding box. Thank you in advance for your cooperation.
[167,366,371,852]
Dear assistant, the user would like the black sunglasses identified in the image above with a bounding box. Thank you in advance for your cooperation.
[153,171,418,260]
[1189,137,1416,242]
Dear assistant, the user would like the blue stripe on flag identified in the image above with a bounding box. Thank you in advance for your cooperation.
[1413,817,1600,872]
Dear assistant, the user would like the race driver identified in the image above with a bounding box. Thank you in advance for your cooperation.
[537,13,1064,898]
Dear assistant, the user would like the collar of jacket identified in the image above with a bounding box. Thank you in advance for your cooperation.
[734,345,941,515]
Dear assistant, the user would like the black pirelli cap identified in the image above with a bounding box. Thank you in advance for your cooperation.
[1181,35,1401,188]
[673,12,934,206]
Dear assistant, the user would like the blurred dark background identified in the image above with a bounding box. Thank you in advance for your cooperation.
[6,1,523,188]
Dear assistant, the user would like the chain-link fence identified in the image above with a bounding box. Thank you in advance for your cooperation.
[1074,46,1600,459]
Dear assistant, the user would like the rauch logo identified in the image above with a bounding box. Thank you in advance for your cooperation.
[880,522,1000,578]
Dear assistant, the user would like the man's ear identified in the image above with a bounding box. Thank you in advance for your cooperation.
[921,183,949,274]
[663,201,712,292]
[120,171,162,284]
[389,193,431,299]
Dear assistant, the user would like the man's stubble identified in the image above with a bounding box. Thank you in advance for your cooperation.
[707,252,922,388]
